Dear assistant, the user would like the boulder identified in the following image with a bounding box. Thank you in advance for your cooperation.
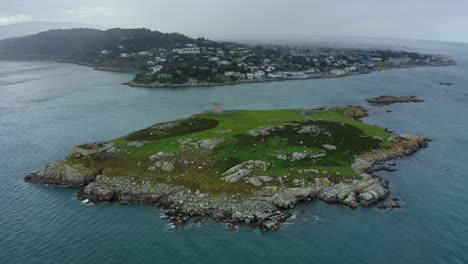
[351,158,373,174]
[152,122,178,130]
[222,169,250,183]
[127,141,144,148]
[298,125,322,134]
[247,126,281,137]
[247,177,263,186]
[292,152,307,160]
[322,144,337,150]
[272,193,297,208]
[216,129,232,135]
[247,176,274,186]
[161,162,175,172]
[198,138,224,150]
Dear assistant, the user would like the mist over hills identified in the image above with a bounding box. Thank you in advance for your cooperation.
[0,21,97,40]
[0,27,196,61]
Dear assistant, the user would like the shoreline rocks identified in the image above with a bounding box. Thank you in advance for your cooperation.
[23,115,431,232]
[25,131,429,231]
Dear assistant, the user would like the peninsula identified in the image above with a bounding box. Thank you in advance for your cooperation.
[25,105,430,231]
[0,28,455,88]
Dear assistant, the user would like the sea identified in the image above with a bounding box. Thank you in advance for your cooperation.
[0,40,467,263]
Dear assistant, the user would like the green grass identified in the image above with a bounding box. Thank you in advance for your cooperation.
[64,107,395,196]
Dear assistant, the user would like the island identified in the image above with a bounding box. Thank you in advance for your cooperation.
[366,95,424,106]
[25,104,430,231]
[0,28,456,88]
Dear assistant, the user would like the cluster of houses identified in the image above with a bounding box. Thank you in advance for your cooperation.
[99,41,443,83]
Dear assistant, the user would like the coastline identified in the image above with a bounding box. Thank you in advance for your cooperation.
[126,61,456,89]
[0,55,455,88]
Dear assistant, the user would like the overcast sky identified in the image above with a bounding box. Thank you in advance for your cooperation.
[1,0,467,43]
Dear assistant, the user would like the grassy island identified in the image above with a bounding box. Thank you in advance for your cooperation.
[26,106,429,231]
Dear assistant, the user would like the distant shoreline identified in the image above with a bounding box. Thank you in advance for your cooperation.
[126,61,456,88]
[0,56,456,88]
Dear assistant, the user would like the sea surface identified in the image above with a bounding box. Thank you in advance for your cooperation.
[1,42,467,264]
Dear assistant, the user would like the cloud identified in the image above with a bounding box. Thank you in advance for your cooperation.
[65,5,132,20]
[0,15,33,25]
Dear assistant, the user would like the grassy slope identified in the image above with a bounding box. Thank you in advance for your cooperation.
[65,107,393,196]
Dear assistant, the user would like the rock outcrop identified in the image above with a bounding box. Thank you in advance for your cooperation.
[24,162,99,186]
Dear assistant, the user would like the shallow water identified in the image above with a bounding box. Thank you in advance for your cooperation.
[1,42,467,263]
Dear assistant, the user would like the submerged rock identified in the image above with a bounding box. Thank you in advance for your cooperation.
[377,197,401,210]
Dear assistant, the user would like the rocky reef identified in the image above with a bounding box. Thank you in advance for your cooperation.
[367,95,424,106]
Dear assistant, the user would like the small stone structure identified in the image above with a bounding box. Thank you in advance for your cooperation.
[72,142,113,156]
[211,102,224,114]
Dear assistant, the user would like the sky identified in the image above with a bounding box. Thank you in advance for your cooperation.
[1,0,468,43]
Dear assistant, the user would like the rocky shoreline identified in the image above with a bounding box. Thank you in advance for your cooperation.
[25,131,430,231]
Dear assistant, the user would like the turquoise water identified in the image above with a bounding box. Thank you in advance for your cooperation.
[1,42,467,263]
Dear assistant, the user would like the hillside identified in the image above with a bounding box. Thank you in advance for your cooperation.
[0,28,196,68]
[0,21,92,40]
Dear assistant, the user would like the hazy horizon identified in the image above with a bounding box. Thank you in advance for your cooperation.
[1,0,468,44]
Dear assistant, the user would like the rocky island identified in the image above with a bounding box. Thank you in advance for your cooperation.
[25,105,430,231]
[367,95,424,106]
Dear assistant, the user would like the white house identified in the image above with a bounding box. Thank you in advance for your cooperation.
[217,60,230,66]
[154,57,167,63]
[254,70,265,79]
[149,65,163,74]
[224,71,235,77]
[173,47,201,54]
[138,51,152,56]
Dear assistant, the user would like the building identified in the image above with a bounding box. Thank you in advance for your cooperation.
[211,102,224,114]
[158,73,172,79]
[217,60,230,66]
[254,70,265,79]
[149,65,163,74]
[224,71,235,77]
[173,47,201,54]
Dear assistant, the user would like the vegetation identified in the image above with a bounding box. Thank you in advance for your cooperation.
[62,107,394,196]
